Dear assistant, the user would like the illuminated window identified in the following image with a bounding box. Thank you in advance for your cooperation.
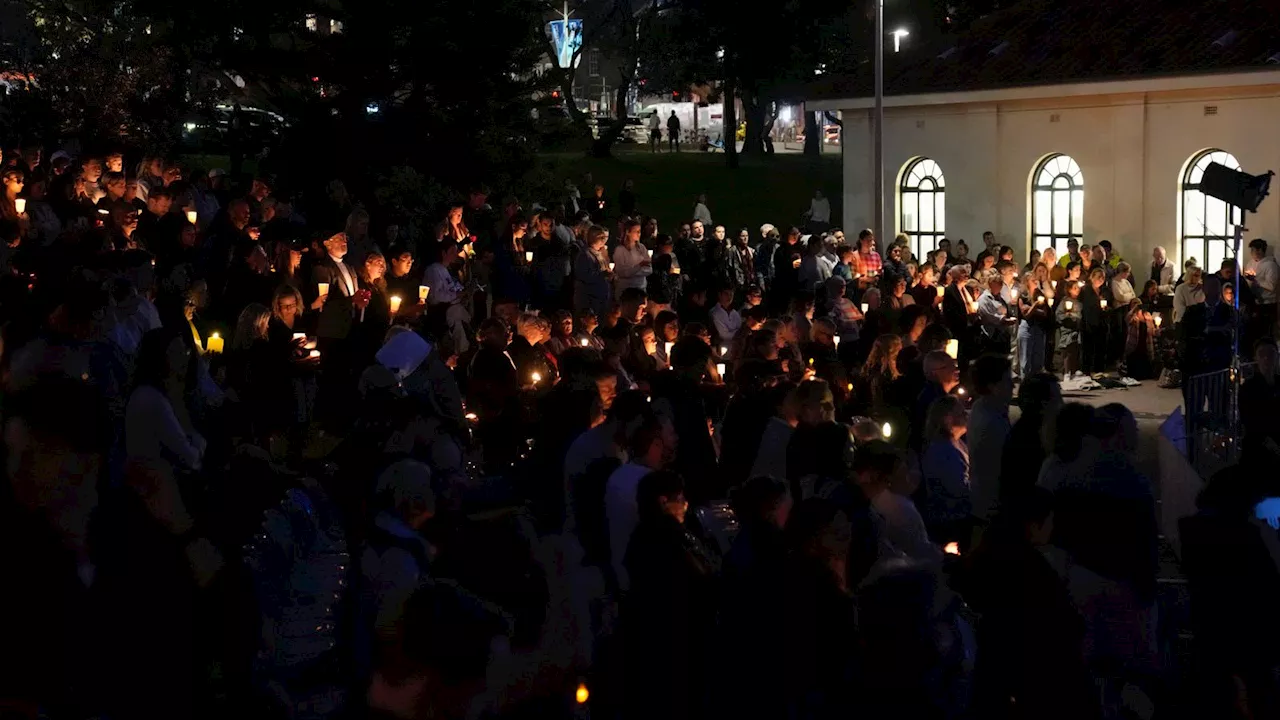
[305,14,318,31]
[1031,153,1084,255]
[899,157,945,259]
[330,19,344,34]
[589,50,599,77]
[1181,149,1242,274]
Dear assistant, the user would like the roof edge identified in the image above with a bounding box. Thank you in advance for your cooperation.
[809,66,1280,112]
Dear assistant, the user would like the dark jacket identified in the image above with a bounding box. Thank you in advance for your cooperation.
[308,256,360,339]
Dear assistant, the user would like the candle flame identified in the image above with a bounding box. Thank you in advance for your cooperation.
[881,422,893,439]
[576,683,589,704]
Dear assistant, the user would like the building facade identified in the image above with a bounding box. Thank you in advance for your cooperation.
[812,69,1280,269]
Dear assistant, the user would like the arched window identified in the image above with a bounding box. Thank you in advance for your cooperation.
[1031,154,1084,255]
[1181,149,1243,274]
[899,157,945,260]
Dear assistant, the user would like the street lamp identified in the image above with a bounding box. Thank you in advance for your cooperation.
[891,28,909,53]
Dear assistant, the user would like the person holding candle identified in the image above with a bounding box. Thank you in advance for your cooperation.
[1079,267,1109,375]
[612,218,651,301]
[352,251,395,362]
[1055,279,1084,381]
[490,214,532,309]
[421,239,474,354]
[384,246,419,302]
[1016,273,1051,377]
[308,230,361,428]
[574,225,612,317]
[506,312,557,391]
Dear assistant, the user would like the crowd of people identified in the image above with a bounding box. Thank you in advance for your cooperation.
[2,142,1280,720]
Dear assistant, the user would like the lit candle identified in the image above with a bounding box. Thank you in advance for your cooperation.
[881,422,893,439]
[664,341,674,357]
[936,285,944,297]
[1047,297,1055,306]
[860,303,869,313]
[525,251,534,263]
[957,386,966,396]
[185,210,197,224]
[308,349,320,358]
[608,262,615,271]
[1154,313,1163,328]
[1051,280,1058,289]
[944,542,961,556]
[672,266,681,275]
[317,282,330,296]
[418,285,429,301]
[304,339,317,350]
[292,333,306,342]
[1064,300,1074,311]
[647,249,654,258]
[808,358,814,366]
[531,371,542,384]
[576,683,590,705]
[464,412,479,422]
[205,332,224,354]
[716,362,726,377]
[13,198,25,214]
[389,295,402,314]
[945,339,959,359]
[719,346,728,355]
[1100,299,1109,309]
[833,336,841,349]
[97,208,109,216]
[847,382,854,392]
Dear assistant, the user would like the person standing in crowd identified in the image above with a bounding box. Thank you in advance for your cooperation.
[666,110,682,152]
[309,230,362,429]
[967,354,1014,523]
[1245,238,1279,345]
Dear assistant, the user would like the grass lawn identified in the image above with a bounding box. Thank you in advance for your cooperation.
[539,145,843,236]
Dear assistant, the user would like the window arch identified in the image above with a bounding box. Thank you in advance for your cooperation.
[1181,149,1243,274]
[1030,153,1084,255]
[899,157,946,260]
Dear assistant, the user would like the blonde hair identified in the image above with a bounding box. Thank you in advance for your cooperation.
[232,303,271,350]
[271,285,303,321]
[864,334,903,380]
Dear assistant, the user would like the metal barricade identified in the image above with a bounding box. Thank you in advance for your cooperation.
[1183,363,1254,476]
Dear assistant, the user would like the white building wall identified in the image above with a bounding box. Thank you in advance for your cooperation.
[838,83,1280,268]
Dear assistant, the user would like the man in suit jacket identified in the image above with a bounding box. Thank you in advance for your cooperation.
[308,231,361,430]
[308,231,360,341]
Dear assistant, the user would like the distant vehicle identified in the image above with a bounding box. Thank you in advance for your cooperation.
[178,105,287,153]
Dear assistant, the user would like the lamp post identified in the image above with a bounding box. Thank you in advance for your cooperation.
[873,0,884,254]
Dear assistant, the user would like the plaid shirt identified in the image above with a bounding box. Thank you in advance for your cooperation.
[859,249,883,276]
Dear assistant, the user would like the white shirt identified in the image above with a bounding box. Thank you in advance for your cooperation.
[709,304,742,343]
[967,395,1011,520]
[1173,282,1205,324]
[1111,276,1136,305]
[808,196,831,224]
[692,202,713,226]
[605,462,653,591]
[612,243,652,291]
[331,254,356,296]
[563,422,626,533]
[1250,256,1280,304]
[125,385,204,471]
[869,488,942,566]
[423,262,462,305]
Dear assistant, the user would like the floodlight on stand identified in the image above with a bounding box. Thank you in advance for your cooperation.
[1200,162,1275,213]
